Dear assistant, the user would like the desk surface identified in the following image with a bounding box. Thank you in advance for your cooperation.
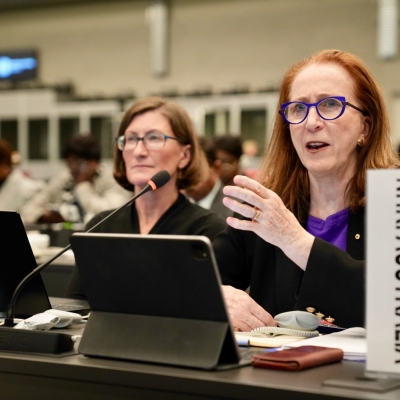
[0,325,397,400]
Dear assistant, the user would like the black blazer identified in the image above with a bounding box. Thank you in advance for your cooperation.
[213,208,365,328]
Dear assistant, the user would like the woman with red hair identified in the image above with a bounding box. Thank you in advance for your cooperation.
[214,49,400,330]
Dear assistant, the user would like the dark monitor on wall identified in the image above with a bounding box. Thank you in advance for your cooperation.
[0,49,38,81]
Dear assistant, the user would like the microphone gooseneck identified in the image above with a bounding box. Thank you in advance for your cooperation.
[4,170,171,327]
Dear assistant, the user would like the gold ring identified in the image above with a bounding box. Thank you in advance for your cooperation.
[253,209,260,221]
[233,327,241,332]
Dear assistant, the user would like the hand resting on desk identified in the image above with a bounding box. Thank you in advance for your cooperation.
[222,285,276,331]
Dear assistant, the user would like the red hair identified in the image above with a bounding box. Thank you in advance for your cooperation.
[257,49,399,219]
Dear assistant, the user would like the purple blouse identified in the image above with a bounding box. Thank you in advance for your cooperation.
[306,208,349,251]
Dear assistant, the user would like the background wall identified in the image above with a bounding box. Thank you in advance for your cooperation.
[0,0,400,141]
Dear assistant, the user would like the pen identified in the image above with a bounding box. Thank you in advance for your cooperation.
[236,338,249,347]
[262,348,282,353]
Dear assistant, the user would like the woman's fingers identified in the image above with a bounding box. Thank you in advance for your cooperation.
[222,175,312,269]
[223,175,279,212]
[222,285,276,332]
[222,196,258,220]
[233,175,271,200]
[223,185,268,209]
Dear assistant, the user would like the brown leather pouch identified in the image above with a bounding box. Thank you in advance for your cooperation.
[252,345,344,371]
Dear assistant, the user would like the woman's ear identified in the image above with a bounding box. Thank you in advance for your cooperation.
[178,144,191,170]
[361,116,371,142]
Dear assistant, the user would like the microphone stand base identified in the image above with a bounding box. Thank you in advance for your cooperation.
[0,326,74,354]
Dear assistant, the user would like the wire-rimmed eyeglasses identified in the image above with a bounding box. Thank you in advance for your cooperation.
[115,131,183,151]
[279,96,367,125]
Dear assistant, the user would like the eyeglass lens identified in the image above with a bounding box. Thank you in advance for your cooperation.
[284,97,344,123]
[118,132,166,151]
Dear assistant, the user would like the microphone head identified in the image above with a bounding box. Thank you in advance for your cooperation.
[147,170,171,190]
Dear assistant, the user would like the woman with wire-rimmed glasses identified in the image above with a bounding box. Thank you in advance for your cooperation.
[213,49,400,330]
[66,97,227,299]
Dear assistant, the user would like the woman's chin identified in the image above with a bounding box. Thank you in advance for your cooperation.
[126,171,152,185]
[127,178,150,190]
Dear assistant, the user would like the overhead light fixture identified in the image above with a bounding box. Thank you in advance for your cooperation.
[377,0,398,60]
[146,0,169,76]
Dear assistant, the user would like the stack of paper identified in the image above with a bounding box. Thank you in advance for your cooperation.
[284,327,366,361]
[235,332,306,348]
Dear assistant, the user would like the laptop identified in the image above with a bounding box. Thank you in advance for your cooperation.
[70,233,252,370]
[0,211,89,319]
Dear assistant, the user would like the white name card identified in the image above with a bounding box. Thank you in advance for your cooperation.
[367,169,400,376]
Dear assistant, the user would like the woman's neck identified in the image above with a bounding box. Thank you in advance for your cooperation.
[135,184,179,234]
[308,173,353,220]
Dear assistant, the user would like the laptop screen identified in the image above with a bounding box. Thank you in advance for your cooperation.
[0,211,51,318]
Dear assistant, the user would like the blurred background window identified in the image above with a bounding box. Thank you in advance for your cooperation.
[28,118,48,160]
[59,117,79,158]
[0,119,18,151]
[90,116,113,159]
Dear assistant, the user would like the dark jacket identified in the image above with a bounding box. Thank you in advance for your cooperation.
[212,208,365,328]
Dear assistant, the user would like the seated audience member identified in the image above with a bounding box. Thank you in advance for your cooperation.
[0,139,43,212]
[184,136,233,219]
[240,139,261,178]
[214,135,243,185]
[66,97,227,299]
[213,49,400,330]
[20,134,131,225]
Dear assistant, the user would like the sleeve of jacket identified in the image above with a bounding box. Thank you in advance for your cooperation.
[212,225,254,291]
[193,213,229,241]
[295,237,365,328]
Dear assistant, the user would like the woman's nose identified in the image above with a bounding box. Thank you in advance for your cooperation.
[130,140,148,157]
[305,106,323,130]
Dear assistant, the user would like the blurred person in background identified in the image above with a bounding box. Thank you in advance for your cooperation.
[0,138,43,213]
[214,134,243,186]
[20,134,131,225]
[184,136,233,219]
[240,139,262,178]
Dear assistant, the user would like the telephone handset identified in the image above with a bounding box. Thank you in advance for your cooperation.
[251,311,320,338]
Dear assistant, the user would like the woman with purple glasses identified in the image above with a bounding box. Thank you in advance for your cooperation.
[213,49,400,330]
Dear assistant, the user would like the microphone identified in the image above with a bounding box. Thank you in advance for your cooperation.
[3,170,171,335]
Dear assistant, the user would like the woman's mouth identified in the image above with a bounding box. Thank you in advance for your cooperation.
[306,142,328,150]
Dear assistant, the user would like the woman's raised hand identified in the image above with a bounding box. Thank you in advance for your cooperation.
[222,175,314,270]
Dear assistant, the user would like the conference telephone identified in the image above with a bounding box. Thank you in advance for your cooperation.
[251,311,320,338]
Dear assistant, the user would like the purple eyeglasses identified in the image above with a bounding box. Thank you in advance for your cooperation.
[279,96,366,124]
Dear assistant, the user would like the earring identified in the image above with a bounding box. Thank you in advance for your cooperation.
[357,138,364,147]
